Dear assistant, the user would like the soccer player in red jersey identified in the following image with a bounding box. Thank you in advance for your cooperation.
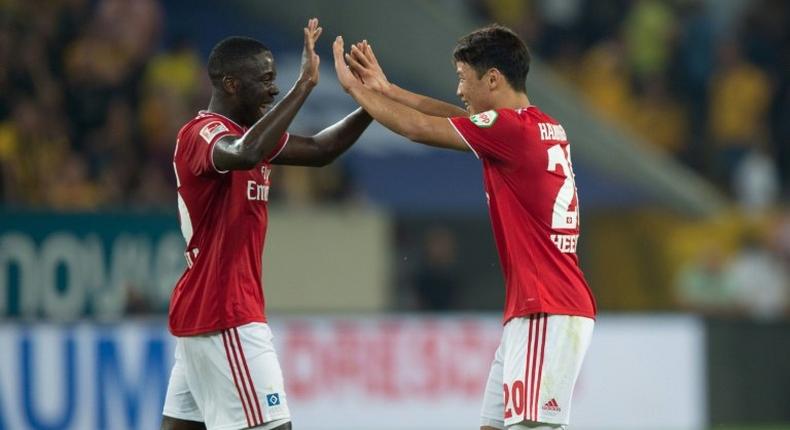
[334,25,596,430]
[161,19,372,430]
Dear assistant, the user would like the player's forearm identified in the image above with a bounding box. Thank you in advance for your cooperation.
[349,85,435,143]
[312,108,373,163]
[384,84,468,118]
[236,79,315,165]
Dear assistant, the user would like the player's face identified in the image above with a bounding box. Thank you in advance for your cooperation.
[235,52,279,126]
[455,61,491,114]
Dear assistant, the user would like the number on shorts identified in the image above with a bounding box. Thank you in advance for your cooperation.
[503,381,526,419]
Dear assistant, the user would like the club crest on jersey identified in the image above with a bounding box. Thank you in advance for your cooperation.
[199,121,229,144]
[470,110,498,128]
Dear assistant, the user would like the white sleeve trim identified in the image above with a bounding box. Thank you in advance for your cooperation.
[209,135,230,174]
[267,132,290,162]
[447,118,480,159]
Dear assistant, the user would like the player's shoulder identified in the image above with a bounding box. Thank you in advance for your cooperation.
[179,111,240,145]
[521,105,561,126]
[464,108,526,130]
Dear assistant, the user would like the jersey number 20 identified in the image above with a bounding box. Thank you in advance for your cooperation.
[547,144,578,229]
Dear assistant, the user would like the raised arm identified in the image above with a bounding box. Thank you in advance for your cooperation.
[271,107,372,167]
[213,18,323,171]
[347,41,468,118]
[333,36,469,152]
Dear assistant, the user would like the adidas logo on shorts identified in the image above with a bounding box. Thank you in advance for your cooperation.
[542,398,561,413]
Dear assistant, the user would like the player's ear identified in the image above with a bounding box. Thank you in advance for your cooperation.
[222,75,239,94]
[486,68,500,90]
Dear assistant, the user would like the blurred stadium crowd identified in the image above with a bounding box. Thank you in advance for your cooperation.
[1,0,186,209]
[0,0,788,319]
[480,0,789,211]
[0,0,357,211]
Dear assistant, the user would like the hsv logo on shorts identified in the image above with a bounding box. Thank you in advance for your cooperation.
[199,121,230,143]
[266,393,281,406]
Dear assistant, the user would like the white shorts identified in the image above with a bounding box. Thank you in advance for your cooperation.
[481,314,594,428]
[163,322,290,430]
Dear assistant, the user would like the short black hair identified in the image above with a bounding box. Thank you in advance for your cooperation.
[207,36,271,88]
[453,24,530,93]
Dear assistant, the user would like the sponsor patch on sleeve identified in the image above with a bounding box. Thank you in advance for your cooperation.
[199,121,230,144]
[469,110,498,128]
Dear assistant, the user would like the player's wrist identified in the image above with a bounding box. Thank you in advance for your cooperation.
[295,75,318,90]
[380,81,396,96]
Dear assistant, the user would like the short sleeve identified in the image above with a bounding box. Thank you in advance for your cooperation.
[181,119,239,176]
[448,109,521,162]
[266,132,290,162]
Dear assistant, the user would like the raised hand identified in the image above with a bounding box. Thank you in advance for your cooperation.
[333,36,360,93]
[299,18,323,87]
[347,40,391,93]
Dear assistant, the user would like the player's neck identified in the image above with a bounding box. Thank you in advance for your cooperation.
[206,95,242,125]
[502,91,531,110]
[489,91,531,112]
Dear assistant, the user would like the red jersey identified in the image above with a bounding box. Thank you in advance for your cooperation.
[449,107,596,322]
[169,111,289,336]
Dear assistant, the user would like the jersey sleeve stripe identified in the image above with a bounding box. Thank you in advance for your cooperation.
[267,132,290,162]
[447,118,480,159]
[209,135,230,174]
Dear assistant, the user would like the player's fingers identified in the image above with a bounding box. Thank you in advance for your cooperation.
[365,42,381,68]
[306,26,316,51]
[314,27,323,42]
[351,67,364,84]
[345,53,365,75]
[351,44,371,68]
[332,36,346,68]
[349,47,368,69]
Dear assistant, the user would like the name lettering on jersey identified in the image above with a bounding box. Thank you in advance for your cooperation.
[470,110,498,128]
[199,121,230,144]
[551,234,578,254]
[538,123,567,141]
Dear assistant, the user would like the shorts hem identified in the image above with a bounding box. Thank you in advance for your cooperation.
[480,417,505,429]
[212,420,250,430]
[212,415,291,430]
[162,409,203,424]
[505,418,570,427]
